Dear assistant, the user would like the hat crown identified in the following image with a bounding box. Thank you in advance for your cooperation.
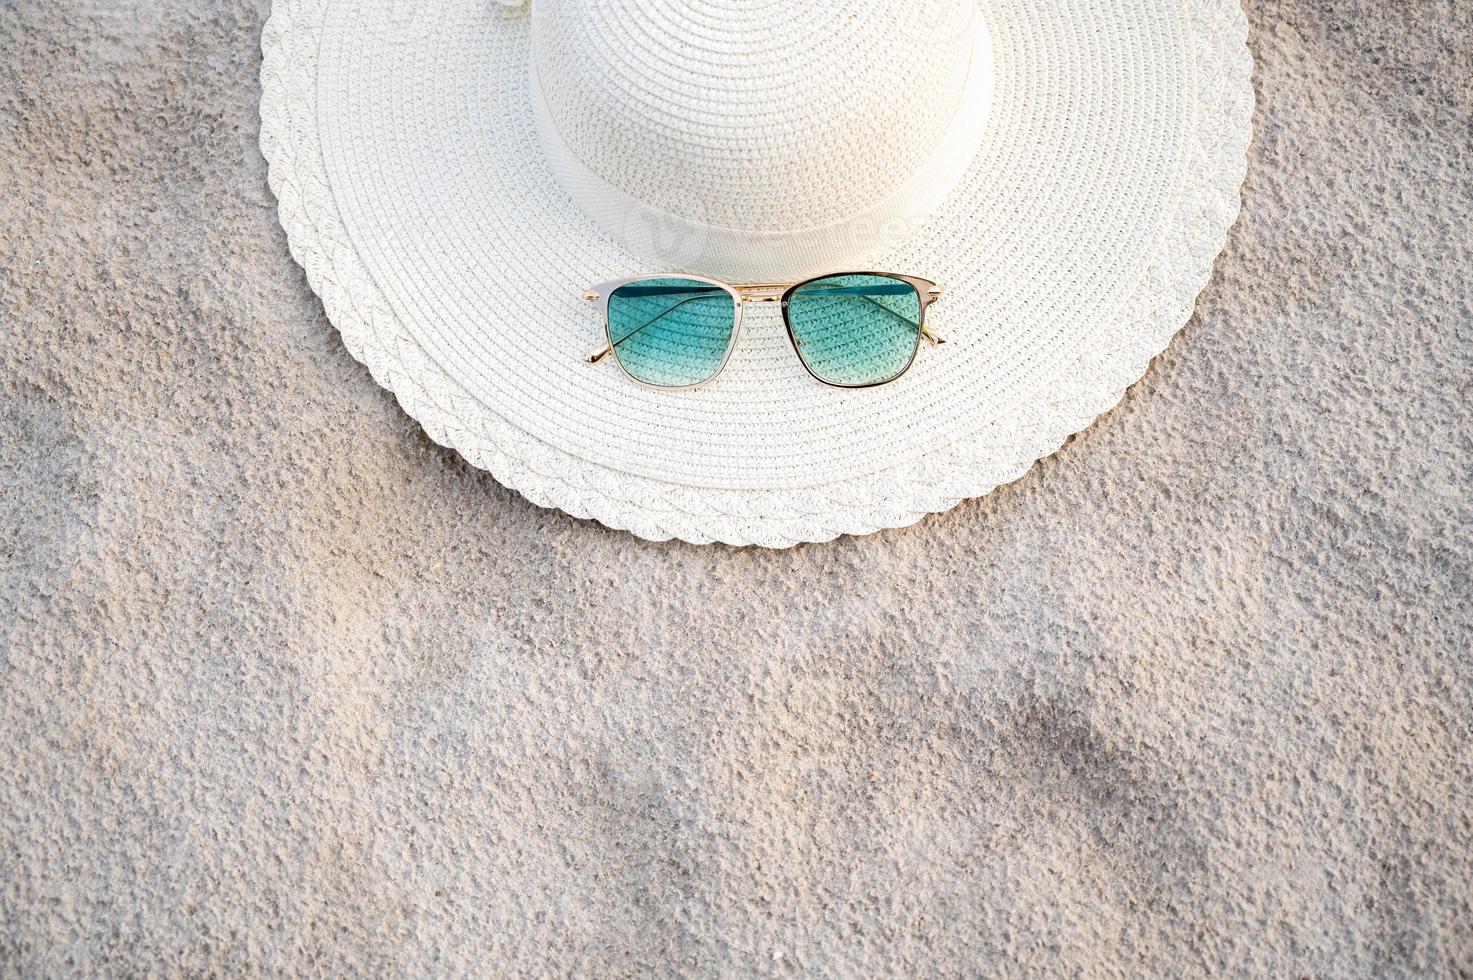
[530,0,983,237]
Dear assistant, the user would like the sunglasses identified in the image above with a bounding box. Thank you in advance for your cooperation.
[583,272,945,390]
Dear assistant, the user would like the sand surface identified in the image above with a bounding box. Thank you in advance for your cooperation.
[2,0,1471,975]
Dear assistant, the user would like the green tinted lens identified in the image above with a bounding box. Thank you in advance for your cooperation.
[606,278,737,388]
[785,274,923,386]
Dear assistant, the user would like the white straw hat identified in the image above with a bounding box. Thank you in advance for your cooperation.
[259,0,1252,547]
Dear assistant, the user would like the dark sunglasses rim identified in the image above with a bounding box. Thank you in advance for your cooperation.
[780,271,938,390]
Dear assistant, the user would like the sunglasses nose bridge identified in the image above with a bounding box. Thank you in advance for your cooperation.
[735,283,788,304]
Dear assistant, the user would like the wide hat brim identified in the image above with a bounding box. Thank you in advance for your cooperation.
[259,0,1253,547]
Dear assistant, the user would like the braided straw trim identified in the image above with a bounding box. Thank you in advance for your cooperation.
[259,0,1252,547]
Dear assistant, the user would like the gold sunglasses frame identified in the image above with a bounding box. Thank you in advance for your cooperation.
[583,271,945,392]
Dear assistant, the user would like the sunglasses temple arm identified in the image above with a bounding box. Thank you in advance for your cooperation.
[586,294,717,364]
[853,294,947,346]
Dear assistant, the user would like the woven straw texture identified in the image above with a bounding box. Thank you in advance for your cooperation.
[259,0,1253,547]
